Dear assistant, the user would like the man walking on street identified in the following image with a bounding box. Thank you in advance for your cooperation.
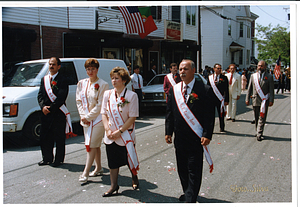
[225,64,241,122]
[165,59,215,203]
[37,57,69,167]
[163,63,181,102]
[208,63,229,133]
[246,60,274,141]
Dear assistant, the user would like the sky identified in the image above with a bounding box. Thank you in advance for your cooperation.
[250,4,290,29]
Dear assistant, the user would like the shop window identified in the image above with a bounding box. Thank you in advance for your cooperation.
[125,48,144,75]
[247,26,250,38]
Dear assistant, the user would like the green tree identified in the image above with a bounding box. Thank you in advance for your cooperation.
[255,24,290,67]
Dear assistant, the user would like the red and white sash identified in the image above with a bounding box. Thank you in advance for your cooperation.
[173,83,213,173]
[253,73,269,118]
[108,89,139,175]
[80,79,102,152]
[44,75,76,138]
[167,73,176,86]
[209,75,226,117]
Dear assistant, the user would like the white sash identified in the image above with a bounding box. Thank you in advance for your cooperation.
[108,89,139,175]
[173,83,213,173]
[80,79,102,152]
[44,75,76,138]
[253,73,269,118]
[167,73,177,86]
[209,75,226,117]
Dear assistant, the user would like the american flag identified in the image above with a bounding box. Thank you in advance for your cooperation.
[118,6,145,34]
[274,55,281,80]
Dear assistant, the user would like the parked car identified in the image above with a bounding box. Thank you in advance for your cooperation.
[3,58,131,145]
[142,73,207,107]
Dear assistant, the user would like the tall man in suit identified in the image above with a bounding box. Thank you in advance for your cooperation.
[225,64,241,122]
[165,59,215,203]
[163,62,181,102]
[246,60,274,141]
[38,57,69,167]
[208,63,229,133]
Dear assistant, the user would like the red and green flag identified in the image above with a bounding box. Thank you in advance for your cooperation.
[138,7,157,39]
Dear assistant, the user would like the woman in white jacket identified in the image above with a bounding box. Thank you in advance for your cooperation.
[76,58,109,182]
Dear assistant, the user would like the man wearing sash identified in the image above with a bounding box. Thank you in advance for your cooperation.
[246,60,274,141]
[165,59,215,203]
[37,57,69,167]
[163,63,181,102]
[208,63,229,133]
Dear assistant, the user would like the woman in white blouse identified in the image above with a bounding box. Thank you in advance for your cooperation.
[101,67,139,197]
[76,58,109,183]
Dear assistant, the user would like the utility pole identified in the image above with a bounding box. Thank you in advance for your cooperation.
[198,6,202,73]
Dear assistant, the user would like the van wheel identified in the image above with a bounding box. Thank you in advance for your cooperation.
[23,113,41,146]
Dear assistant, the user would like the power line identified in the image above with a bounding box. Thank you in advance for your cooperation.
[255,5,288,23]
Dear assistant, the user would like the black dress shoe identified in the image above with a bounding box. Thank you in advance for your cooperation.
[38,161,51,166]
[226,118,232,121]
[251,120,255,124]
[220,129,225,133]
[51,162,63,167]
[257,136,262,141]
[232,119,235,122]
[179,194,185,201]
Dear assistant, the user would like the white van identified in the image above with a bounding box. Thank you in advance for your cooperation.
[3,58,131,144]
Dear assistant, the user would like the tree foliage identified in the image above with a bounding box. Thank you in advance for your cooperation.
[255,24,290,67]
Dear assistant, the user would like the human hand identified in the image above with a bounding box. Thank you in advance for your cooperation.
[42,106,51,115]
[224,102,229,106]
[165,135,172,144]
[237,95,240,100]
[269,102,273,107]
[201,137,210,146]
[111,130,122,140]
[81,117,90,126]
[245,101,249,106]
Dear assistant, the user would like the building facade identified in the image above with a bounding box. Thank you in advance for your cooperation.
[201,5,258,70]
[3,6,200,83]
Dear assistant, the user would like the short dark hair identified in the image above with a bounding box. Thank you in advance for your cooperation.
[84,58,100,69]
[50,57,61,65]
[110,67,131,86]
[133,65,140,70]
[170,63,177,68]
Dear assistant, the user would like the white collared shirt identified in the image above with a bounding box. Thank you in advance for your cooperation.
[214,73,220,82]
[130,73,143,89]
[183,78,195,101]
[49,72,58,80]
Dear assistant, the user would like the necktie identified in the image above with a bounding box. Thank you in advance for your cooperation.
[137,74,141,88]
[182,85,188,102]
[50,76,53,86]
[229,74,233,85]
[215,75,218,82]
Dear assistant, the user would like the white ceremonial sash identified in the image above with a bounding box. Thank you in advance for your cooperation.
[80,79,102,152]
[209,75,226,117]
[253,73,269,118]
[108,89,139,175]
[167,73,176,86]
[173,83,213,173]
[44,75,76,138]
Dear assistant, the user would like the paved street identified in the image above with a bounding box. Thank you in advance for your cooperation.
[3,90,293,205]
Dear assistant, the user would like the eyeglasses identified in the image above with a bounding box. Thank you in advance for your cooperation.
[216,67,222,70]
[86,68,97,72]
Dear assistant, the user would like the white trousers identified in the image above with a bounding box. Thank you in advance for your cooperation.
[226,94,237,119]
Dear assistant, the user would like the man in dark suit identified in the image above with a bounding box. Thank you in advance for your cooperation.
[147,64,157,82]
[165,59,215,203]
[207,63,229,133]
[37,57,69,167]
[246,60,274,141]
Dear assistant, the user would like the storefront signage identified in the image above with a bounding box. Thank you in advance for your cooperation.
[164,20,183,42]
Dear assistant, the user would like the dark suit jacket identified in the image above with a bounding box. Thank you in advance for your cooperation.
[207,74,229,106]
[38,72,69,131]
[165,80,215,151]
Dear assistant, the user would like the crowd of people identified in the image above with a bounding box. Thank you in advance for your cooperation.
[36,57,288,202]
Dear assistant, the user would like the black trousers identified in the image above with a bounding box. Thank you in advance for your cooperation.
[216,102,225,130]
[175,147,204,203]
[40,115,66,163]
[134,89,143,114]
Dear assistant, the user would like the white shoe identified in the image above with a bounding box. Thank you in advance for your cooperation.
[89,168,104,177]
[79,175,88,182]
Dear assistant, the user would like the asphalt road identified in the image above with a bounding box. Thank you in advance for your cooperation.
[3,90,293,205]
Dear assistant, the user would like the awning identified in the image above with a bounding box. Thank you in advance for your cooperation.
[229,41,244,52]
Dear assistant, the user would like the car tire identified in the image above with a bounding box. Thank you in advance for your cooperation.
[23,112,42,146]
